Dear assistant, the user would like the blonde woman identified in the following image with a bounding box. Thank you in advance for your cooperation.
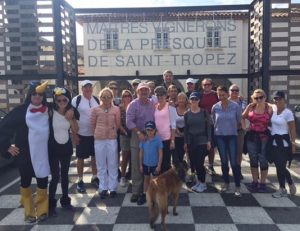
[174,92,189,163]
[91,88,121,199]
[242,89,272,192]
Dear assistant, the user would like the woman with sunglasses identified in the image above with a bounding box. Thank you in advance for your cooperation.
[0,81,50,223]
[184,92,212,193]
[212,86,242,197]
[270,91,297,198]
[48,87,79,217]
[91,88,121,199]
[154,86,176,173]
[229,84,247,179]
[119,90,133,187]
[242,89,273,193]
[174,92,189,163]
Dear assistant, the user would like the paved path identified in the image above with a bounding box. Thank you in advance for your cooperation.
[0,155,300,231]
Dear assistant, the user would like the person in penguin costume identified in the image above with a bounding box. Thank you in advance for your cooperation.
[0,81,51,223]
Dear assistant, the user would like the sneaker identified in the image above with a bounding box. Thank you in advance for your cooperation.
[248,181,258,191]
[191,183,200,191]
[137,193,146,205]
[289,183,297,195]
[207,166,216,175]
[234,187,242,197]
[220,183,229,193]
[130,194,139,203]
[120,177,127,187]
[77,180,86,193]
[99,190,108,199]
[91,177,100,189]
[195,183,207,193]
[272,188,288,198]
[110,191,117,198]
[258,183,268,193]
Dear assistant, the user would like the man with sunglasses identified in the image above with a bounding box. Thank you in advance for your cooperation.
[108,81,121,106]
[229,84,247,179]
[199,78,219,175]
[71,80,100,193]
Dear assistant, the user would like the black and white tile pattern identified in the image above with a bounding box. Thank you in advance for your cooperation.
[0,155,300,231]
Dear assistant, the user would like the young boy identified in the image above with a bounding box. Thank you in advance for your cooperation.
[138,121,163,205]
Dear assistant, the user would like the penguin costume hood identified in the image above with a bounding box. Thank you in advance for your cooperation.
[52,87,73,112]
[24,81,48,106]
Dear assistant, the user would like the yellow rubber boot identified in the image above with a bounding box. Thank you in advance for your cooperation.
[20,187,36,223]
[35,188,48,221]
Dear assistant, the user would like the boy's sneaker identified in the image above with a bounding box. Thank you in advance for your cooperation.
[248,181,258,191]
[195,183,207,193]
[91,177,100,189]
[120,177,127,187]
[272,188,288,198]
[289,183,297,195]
[258,183,268,193]
[220,183,229,193]
[137,193,146,205]
[77,180,86,193]
[234,187,242,197]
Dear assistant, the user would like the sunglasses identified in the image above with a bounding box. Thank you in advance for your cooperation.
[230,89,239,92]
[32,92,43,97]
[190,97,199,101]
[56,98,68,103]
[254,96,264,100]
[203,83,212,87]
[122,95,132,98]
[101,95,112,100]
[273,97,282,101]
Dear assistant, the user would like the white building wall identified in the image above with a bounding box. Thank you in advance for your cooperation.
[83,19,248,77]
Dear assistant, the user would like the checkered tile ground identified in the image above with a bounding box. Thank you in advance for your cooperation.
[1,155,300,231]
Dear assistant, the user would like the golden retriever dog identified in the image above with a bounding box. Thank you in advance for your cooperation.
[146,161,188,231]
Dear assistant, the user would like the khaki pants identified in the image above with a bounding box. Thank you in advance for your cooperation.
[130,132,143,195]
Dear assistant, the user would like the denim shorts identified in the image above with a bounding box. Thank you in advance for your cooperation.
[143,165,158,176]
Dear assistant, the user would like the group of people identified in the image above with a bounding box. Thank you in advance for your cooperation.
[0,69,297,223]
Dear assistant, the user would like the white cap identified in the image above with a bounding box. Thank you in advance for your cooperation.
[186,78,198,84]
[81,80,93,87]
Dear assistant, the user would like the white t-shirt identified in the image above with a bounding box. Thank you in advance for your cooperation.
[271,105,294,146]
[71,95,99,136]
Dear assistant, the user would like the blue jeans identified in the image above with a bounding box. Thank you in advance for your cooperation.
[215,135,240,187]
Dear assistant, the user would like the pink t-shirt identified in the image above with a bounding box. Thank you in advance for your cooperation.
[155,104,171,141]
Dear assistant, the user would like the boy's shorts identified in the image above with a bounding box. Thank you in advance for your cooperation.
[143,164,158,176]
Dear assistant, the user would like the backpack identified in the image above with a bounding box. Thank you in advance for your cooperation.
[75,95,99,109]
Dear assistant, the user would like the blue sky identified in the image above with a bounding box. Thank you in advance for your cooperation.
[66,0,300,8]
